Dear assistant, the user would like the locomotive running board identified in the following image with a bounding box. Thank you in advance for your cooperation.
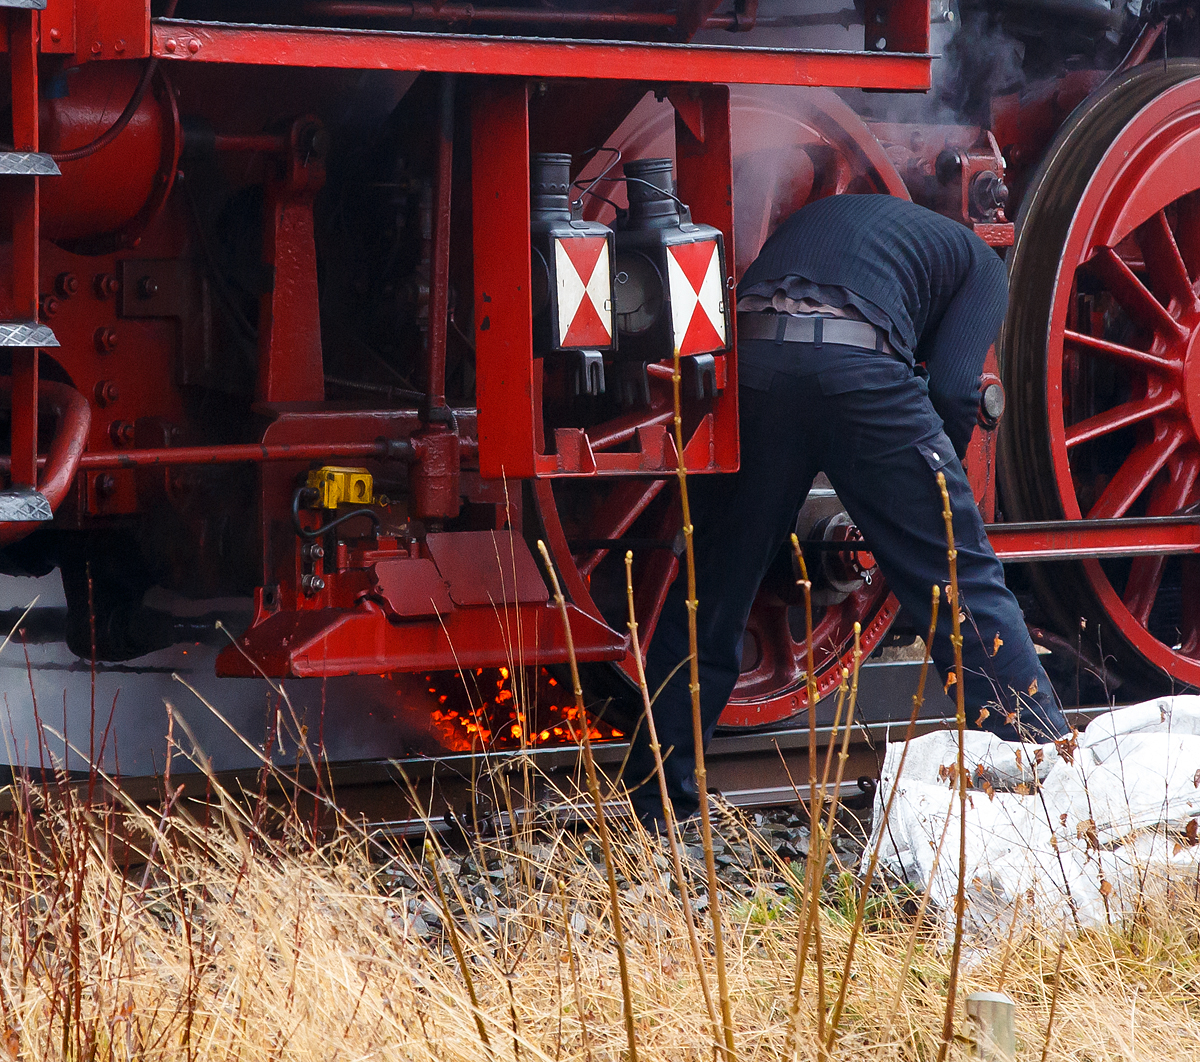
[151,19,932,91]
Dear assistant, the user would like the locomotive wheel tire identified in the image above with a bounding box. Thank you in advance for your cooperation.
[1002,59,1200,694]
[540,87,907,731]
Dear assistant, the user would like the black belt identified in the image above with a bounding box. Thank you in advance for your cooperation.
[737,312,892,354]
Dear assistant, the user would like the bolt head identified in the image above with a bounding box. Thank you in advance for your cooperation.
[109,421,135,446]
[93,273,119,299]
[138,276,159,299]
[90,40,101,55]
[94,327,118,354]
[56,272,79,298]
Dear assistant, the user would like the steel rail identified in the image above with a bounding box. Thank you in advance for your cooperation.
[26,695,1113,833]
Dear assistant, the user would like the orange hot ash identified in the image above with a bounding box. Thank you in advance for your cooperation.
[421,666,624,753]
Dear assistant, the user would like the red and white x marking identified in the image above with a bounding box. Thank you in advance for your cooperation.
[666,239,727,357]
[555,236,613,348]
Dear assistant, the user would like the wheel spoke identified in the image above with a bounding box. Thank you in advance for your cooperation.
[1086,429,1184,519]
[1173,190,1200,287]
[1136,210,1199,311]
[1123,557,1167,627]
[1120,453,1199,625]
[576,478,667,578]
[1088,247,1189,343]
[1065,390,1178,449]
[585,408,673,452]
[748,605,803,686]
[1063,329,1182,374]
[1177,558,1200,658]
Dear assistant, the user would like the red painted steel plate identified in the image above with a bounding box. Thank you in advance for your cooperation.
[152,20,931,89]
[373,558,453,618]
[426,530,549,606]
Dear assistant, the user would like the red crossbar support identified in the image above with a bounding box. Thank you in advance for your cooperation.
[989,518,1200,562]
[152,20,932,89]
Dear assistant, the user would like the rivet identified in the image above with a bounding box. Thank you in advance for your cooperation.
[187,39,200,54]
[115,39,126,54]
[90,40,101,55]
[48,28,61,43]
[165,38,177,52]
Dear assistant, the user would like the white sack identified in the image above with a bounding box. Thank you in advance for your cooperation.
[865,696,1200,940]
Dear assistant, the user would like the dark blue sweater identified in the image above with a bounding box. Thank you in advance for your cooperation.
[737,194,1007,456]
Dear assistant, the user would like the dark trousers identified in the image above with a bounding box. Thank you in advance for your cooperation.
[626,339,1069,821]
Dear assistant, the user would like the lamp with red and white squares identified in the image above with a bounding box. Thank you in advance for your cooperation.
[665,238,728,357]
[554,236,615,349]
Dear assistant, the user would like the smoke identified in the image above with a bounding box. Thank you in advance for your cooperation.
[843,13,1029,128]
[938,12,1028,125]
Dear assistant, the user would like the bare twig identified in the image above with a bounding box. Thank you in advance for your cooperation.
[936,470,969,1062]
[424,839,493,1060]
[1041,931,1068,1062]
[826,587,941,1050]
[537,540,639,1062]
[670,348,736,1062]
[555,878,593,1062]
[622,551,720,1047]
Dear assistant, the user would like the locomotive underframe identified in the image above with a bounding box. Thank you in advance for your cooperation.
[0,1,1196,763]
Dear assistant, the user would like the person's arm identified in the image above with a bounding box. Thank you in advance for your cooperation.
[917,240,1008,459]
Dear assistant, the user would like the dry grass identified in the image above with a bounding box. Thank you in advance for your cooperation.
[0,747,1197,1062]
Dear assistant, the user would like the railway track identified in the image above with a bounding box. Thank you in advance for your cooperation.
[39,656,1108,840]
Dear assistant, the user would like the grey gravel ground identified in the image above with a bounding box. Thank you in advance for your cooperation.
[384,798,874,937]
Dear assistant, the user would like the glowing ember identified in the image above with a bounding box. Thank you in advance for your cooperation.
[415,666,624,753]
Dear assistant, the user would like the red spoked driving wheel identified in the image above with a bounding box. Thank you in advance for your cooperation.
[538,87,905,729]
[1002,60,1200,691]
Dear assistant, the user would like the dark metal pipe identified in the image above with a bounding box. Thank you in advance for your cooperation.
[0,436,481,473]
[212,133,290,153]
[298,2,862,30]
[304,2,715,27]
[425,72,455,422]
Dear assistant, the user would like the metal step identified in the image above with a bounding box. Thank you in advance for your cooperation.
[0,488,51,523]
[0,321,57,347]
[0,1,47,9]
[0,152,58,176]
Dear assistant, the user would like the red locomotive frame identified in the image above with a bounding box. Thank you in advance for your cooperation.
[0,0,1197,741]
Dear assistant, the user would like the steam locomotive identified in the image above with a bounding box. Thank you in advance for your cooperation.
[0,0,1196,768]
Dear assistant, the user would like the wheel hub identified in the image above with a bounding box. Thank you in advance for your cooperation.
[1184,329,1200,434]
